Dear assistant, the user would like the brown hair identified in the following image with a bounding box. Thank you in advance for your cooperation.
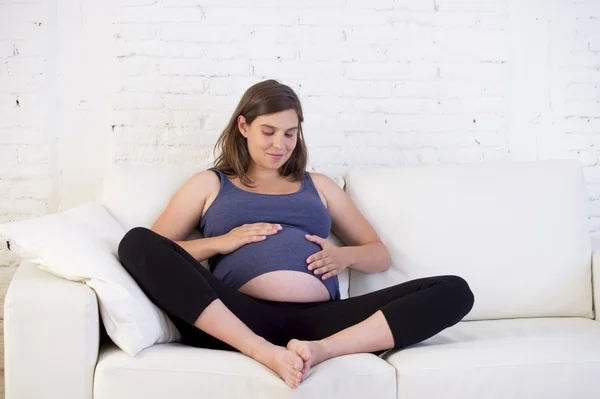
[211,79,308,188]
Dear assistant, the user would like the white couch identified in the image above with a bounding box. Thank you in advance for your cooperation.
[4,159,600,399]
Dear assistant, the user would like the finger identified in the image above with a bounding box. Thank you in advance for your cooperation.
[313,264,331,275]
[321,270,337,280]
[306,251,326,265]
[308,259,327,271]
[252,224,273,231]
[252,226,277,235]
[305,234,324,244]
[260,223,281,230]
[307,253,329,269]
[248,235,266,243]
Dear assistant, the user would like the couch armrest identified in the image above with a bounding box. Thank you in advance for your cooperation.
[594,250,600,321]
[4,259,99,399]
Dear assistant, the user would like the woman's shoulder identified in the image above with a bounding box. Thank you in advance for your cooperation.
[191,169,221,184]
[307,172,343,190]
[183,169,222,198]
[307,171,324,182]
[307,172,346,209]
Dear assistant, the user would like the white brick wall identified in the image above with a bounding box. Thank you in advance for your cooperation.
[0,0,52,223]
[1,0,600,234]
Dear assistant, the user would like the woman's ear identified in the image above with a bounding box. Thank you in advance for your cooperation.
[237,115,248,138]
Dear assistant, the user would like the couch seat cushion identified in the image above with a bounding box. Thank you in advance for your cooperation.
[384,317,600,399]
[94,342,396,399]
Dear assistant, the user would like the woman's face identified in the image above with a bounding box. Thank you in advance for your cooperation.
[238,109,299,171]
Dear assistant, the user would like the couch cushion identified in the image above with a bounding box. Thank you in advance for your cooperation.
[94,343,396,399]
[384,317,600,399]
[101,163,204,234]
[101,162,350,299]
[345,160,593,320]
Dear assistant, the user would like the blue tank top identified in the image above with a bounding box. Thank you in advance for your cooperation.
[198,167,340,301]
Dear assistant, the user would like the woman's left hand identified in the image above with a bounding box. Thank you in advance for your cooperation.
[305,234,351,280]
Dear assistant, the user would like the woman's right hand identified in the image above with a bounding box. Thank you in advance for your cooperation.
[217,223,282,255]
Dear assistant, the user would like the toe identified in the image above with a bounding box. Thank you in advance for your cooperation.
[287,339,298,351]
[295,357,304,371]
[300,346,311,362]
[285,372,297,388]
[289,340,311,363]
[292,373,301,388]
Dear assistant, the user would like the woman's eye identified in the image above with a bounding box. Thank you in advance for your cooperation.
[263,131,294,137]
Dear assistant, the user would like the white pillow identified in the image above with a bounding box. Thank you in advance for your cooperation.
[0,201,181,356]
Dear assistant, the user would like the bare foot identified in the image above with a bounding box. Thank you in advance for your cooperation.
[287,339,329,381]
[251,340,305,389]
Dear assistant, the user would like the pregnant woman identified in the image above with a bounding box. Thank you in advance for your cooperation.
[118,79,474,389]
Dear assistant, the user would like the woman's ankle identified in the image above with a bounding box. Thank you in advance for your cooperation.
[314,339,333,362]
[243,335,273,360]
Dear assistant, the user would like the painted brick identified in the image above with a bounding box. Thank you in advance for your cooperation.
[2,0,600,240]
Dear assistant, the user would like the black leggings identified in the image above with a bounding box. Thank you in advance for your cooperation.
[118,227,474,353]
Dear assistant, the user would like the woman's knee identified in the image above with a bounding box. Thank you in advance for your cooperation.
[438,275,475,317]
[118,226,162,267]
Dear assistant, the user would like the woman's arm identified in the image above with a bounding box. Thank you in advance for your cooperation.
[341,241,391,274]
[175,237,223,263]
[152,172,215,241]
[151,171,222,263]
[311,172,392,274]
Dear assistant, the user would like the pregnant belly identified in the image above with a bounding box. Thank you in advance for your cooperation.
[239,270,330,302]
[212,226,332,302]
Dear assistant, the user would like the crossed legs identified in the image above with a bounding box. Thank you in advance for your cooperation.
[118,227,474,389]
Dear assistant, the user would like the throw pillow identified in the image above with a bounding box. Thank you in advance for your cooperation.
[0,201,181,356]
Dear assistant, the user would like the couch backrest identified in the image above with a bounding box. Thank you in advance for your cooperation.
[102,163,203,234]
[100,163,350,299]
[345,160,593,320]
